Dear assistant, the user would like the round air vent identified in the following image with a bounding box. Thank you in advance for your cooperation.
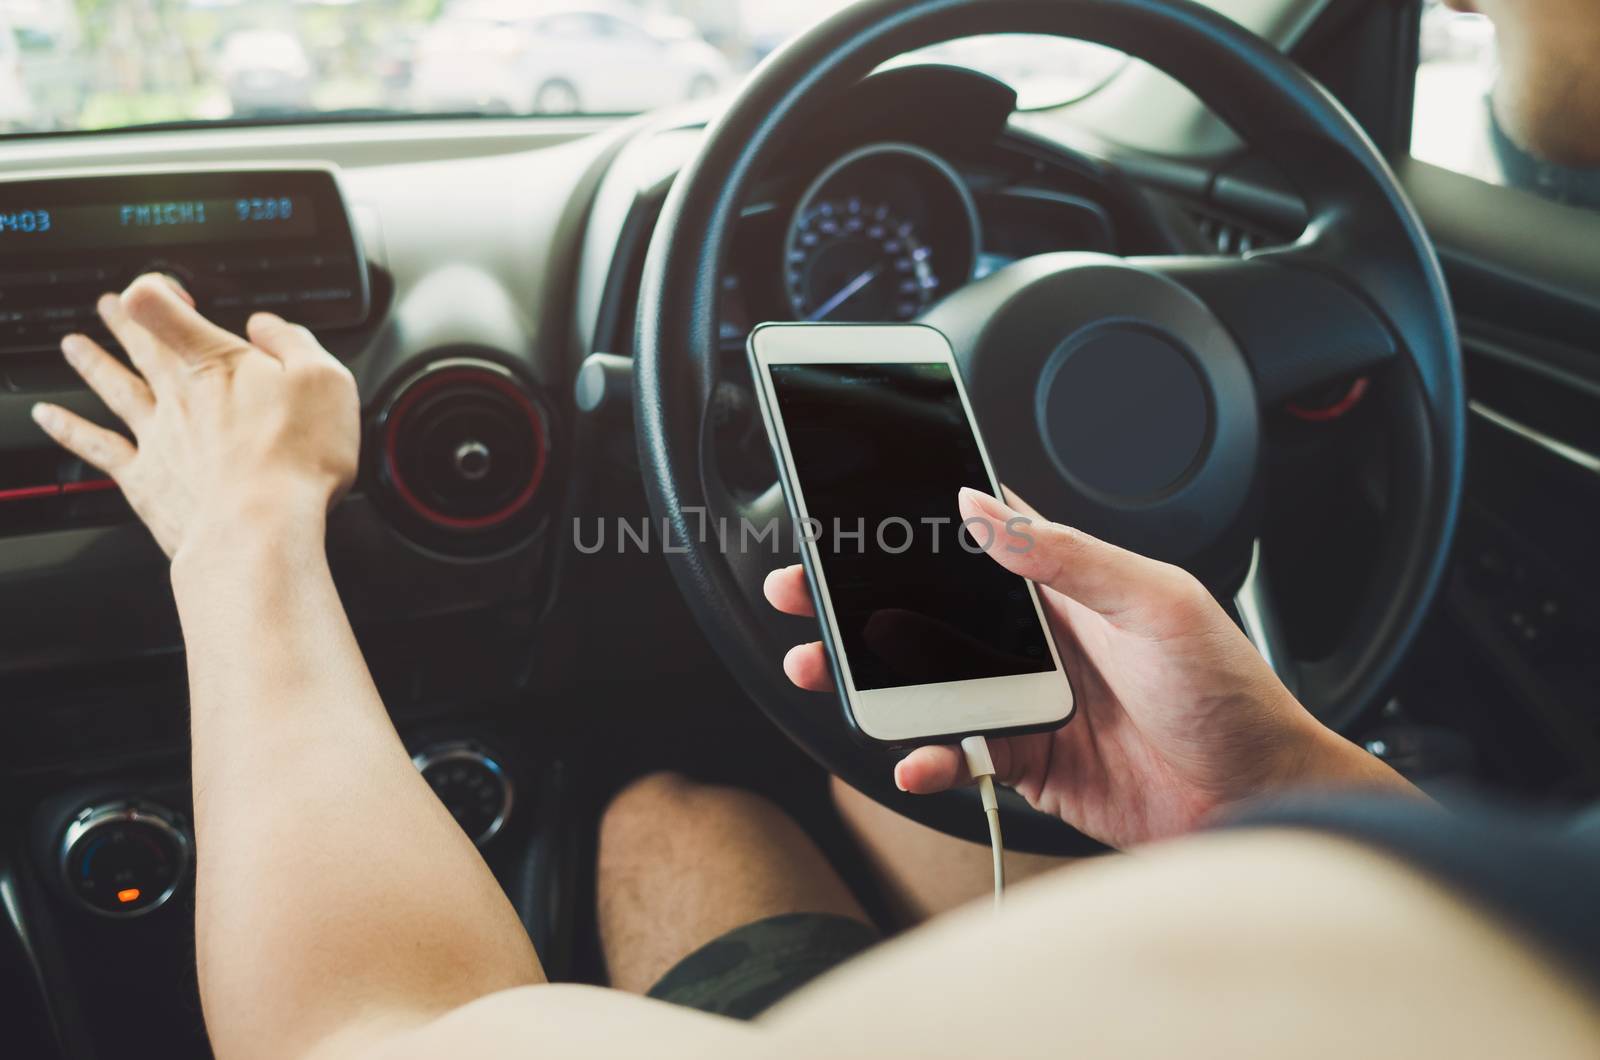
[376,358,550,552]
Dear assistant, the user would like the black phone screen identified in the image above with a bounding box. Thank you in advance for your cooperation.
[768,360,1054,691]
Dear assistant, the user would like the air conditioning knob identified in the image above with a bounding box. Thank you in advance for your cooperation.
[59,800,191,918]
[377,358,549,542]
[413,742,514,846]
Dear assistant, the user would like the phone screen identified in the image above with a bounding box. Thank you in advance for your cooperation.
[768,360,1055,691]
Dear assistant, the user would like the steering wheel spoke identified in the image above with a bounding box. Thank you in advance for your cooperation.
[722,482,796,606]
[1139,253,1398,406]
[1232,539,1298,696]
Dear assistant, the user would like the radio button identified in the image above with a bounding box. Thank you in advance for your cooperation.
[296,287,354,304]
[49,267,108,285]
[133,260,195,289]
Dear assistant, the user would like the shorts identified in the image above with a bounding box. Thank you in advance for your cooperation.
[645,912,880,1020]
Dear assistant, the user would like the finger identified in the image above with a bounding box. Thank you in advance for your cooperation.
[246,312,326,367]
[157,272,196,308]
[119,273,243,365]
[782,642,834,692]
[894,737,1026,794]
[60,333,154,431]
[97,291,170,384]
[957,487,1187,624]
[30,402,135,477]
[763,564,816,617]
[894,746,967,794]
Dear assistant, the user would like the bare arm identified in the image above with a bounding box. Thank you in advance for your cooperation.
[174,513,541,1060]
[32,276,539,1060]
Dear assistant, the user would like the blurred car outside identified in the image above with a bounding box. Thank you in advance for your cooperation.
[217,28,315,118]
[411,0,732,116]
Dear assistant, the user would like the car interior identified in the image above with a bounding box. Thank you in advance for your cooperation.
[3,0,1599,1055]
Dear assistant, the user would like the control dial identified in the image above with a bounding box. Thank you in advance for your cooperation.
[59,800,191,918]
[413,742,514,846]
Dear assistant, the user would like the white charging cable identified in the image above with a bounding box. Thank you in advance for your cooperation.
[960,735,1004,911]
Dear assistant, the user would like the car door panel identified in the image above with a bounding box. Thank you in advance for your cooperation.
[1401,158,1600,774]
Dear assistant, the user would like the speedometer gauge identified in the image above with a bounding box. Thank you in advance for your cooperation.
[786,198,936,322]
[782,143,980,324]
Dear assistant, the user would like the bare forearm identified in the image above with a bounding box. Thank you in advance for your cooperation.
[1273,710,1427,805]
[173,510,540,1060]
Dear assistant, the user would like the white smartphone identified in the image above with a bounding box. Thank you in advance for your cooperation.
[748,322,1075,745]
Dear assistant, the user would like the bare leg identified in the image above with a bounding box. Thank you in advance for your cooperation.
[830,775,1076,926]
[597,772,869,994]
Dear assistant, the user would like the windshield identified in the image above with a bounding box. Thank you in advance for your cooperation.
[0,1,1125,135]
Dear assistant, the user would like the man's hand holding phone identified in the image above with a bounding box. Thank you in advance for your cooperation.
[766,488,1417,850]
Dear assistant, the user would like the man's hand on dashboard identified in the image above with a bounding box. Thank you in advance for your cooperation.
[765,488,1419,850]
[29,273,358,561]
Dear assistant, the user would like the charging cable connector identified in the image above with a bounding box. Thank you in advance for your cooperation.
[960,735,1004,911]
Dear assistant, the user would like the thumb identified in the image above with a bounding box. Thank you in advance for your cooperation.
[957,487,1194,629]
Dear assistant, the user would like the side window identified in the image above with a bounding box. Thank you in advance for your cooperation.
[1412,0,1600,211]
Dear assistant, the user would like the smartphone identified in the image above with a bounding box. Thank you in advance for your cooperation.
[748,322,1075,744]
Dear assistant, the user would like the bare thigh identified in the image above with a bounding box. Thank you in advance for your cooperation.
[597,772,869,994]
[758,830,1600,1058]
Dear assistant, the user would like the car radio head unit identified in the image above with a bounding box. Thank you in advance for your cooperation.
[0,163,369,355]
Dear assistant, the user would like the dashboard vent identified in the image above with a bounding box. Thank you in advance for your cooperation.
[1187,208,1281,256]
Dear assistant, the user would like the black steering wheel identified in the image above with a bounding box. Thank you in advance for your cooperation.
[633,0,1464,854]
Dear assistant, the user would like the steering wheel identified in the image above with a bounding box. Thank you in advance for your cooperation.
[633,0,1464,854]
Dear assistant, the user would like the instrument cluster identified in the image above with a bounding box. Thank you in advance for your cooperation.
[781,143,978,324]
[717,140,1117,347]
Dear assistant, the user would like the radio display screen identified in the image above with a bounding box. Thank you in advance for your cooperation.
[0,196,318,250]
[0,167,368,354]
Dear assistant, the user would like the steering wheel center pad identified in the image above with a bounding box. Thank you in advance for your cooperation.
[926,253,1259,568]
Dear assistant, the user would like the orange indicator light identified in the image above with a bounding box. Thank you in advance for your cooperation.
[116,887,142,904]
